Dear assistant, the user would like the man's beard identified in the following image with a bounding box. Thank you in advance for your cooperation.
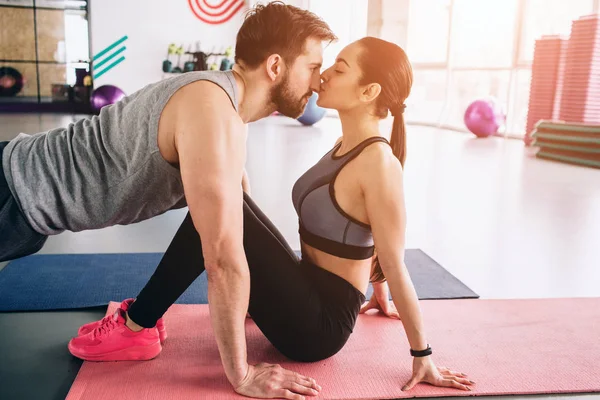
[271,73,313,118]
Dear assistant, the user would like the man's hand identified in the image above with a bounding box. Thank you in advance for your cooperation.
[234,363,321,400]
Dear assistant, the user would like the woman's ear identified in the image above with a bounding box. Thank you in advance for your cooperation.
[360,83,382,103]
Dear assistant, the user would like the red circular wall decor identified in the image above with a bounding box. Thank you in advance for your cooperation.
[188,0,246,24]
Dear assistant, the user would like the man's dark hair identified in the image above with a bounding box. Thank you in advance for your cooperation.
[235,1,336,69]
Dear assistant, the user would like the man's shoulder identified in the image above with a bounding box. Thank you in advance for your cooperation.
[164,78,241,127]
[180,79,236,109]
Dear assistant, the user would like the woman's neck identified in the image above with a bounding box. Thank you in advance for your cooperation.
[337,109,382,153]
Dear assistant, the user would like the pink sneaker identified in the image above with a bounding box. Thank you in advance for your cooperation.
[68,308,162,361]
[78,298,167,344]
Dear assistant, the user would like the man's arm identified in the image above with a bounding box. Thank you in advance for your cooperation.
[174,82,321,399]
[175,83,250,385]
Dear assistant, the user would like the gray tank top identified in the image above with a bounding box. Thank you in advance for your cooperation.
[1,70,238,235]
[292,136,389,260]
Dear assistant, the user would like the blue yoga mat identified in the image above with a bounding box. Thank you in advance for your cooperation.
[0,250,478,311]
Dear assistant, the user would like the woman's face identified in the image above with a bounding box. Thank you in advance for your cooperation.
[317,41,366,112]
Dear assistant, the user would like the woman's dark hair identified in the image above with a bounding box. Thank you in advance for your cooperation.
[356,37,413,283]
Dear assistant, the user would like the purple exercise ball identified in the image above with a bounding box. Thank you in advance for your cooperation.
[91,85,126,112]
[464,98,506,137]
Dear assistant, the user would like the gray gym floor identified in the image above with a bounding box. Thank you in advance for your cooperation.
[1,113,599,400]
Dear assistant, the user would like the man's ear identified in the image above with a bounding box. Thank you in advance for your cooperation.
[265,54,284,82]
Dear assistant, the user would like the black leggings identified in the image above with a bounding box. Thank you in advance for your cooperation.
[128,193,365,362]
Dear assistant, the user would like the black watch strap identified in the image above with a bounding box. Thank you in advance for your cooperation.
[410,344,432,357]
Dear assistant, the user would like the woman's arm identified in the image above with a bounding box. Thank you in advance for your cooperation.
[360,145,472,392]
[360,147,427,352]
[242,168,251,196]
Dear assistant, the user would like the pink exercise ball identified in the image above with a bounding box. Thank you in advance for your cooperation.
[464,98,506,138]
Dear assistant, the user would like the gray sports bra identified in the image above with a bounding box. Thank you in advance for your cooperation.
[291,136,390,260]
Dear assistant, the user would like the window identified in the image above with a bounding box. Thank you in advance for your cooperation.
[401,0,596,137]
[0,0,89,104]
[308,0,368,70]
[450,0,518,68]
[406,69,448,125]
[407,0,451,65]
[444,70,511,128]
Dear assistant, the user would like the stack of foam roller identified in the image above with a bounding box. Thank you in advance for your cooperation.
[525,36,568,145]
[559,14,600,125]
[531,120,600,168]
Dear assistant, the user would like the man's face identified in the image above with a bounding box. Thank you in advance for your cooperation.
[271,37,323,118]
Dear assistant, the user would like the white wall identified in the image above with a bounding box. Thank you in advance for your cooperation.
[88,0,368,95]
[90,0,248,94]
[307,0,368,68]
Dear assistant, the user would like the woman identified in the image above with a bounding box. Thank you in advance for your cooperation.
[70,37,474,398]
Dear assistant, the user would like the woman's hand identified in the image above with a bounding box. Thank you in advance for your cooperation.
[359,281,400,319]
[402,356,474,392]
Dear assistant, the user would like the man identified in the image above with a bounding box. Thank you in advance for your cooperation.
[0,2,335,398]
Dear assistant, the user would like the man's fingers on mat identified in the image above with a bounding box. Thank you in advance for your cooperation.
[456,377,475,386]
[284,369,309,382]
[296,376,321,391]
[278,389,306,400]
[290,374,320,391]
[288,382,319,396]
[235,363,318,399]
[309,378,321,391]
[282,369,320,391]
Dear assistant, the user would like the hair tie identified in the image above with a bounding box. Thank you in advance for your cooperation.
[391,104,406,117]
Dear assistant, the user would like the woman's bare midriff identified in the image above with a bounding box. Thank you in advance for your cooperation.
[300,241,372,296]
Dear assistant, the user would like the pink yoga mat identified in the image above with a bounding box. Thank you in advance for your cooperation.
[67,298,600,400]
